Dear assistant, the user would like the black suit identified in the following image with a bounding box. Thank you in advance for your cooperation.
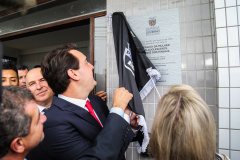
[27,95,134,160]
[76,113,134,160]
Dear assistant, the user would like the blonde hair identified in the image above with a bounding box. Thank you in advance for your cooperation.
[149,84,216,160]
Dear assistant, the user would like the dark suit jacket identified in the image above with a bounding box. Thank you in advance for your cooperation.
[27,95,134,160]
[76,113,134,160]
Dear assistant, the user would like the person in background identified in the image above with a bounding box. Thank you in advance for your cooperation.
[26,68,54,114]
[149,84,230,160]
[2,62,18,86]
[0,86,46,160]
[95,90,107,101]
[17,64,29,88]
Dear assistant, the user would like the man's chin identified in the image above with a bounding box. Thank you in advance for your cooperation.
[90,81,97,92]
[93,81,97,89]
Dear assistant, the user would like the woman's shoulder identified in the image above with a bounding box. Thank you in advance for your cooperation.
[215,153,230,160]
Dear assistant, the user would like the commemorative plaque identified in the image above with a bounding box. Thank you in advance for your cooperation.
[128,9,182,85]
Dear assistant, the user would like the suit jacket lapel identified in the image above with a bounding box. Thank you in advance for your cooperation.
[52,96,102,129]
[89,96,107,125]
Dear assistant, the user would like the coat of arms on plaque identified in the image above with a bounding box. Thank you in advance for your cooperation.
[149,17,156,26]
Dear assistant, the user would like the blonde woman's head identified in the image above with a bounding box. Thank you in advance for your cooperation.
[149,84,216,160]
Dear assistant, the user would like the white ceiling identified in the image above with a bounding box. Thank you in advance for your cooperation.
[2,24,90,51]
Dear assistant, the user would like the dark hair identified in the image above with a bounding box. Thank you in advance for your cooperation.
[3,62,18,78]
[17,64,29,71]
[0,86,35,158]
[41,43,79,94]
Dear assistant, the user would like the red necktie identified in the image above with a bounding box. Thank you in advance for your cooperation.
[85,100,103,127]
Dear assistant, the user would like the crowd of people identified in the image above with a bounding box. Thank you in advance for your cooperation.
[0,43,230,160]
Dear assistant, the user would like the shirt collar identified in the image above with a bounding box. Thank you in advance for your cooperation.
[58,94,89,108]
[37,104,50,114]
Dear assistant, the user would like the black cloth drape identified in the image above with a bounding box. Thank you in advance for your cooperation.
[112,12,160,117]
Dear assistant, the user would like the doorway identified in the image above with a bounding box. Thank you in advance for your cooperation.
[0,11,107,93]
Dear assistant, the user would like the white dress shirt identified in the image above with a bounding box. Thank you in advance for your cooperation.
[37,104,50,115]
[57,94,134,130]
[58,94,103,126]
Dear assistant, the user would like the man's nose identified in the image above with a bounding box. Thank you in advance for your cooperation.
[23,77,26,83]
[6,78,11,85]
[36,82,42,89]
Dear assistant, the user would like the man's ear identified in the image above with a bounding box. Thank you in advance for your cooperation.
[67,69,80,81]
[10,138,25,153]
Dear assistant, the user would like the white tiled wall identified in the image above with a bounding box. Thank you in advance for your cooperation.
[215,0,240,159]
[105,0,240,159]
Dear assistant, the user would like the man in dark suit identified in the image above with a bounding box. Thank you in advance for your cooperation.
[27,43,139,160]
